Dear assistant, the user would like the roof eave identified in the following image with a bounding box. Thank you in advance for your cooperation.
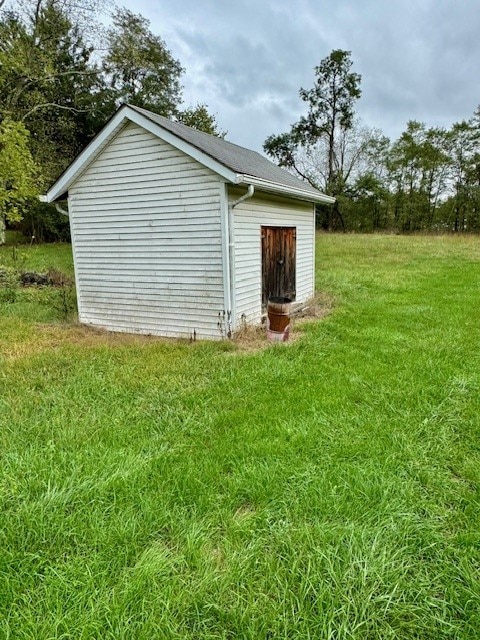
[236,174,336,204]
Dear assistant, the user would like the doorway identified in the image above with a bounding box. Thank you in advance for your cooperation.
[261,226,296,307]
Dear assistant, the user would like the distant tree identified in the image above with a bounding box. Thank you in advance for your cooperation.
[264,50,361,189]
[343,132,392,231]
[386,121,451,231]
[290,121,383,192]
[294,122,386,229]
[104,8,183,116]
[345,173,389,231]
[176,103,226,137]
[447,116,480,231]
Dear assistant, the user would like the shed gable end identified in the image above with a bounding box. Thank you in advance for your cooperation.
[68,121,226,339]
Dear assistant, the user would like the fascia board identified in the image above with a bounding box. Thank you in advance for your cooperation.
[238,174,336,204]
[46,106,239,202]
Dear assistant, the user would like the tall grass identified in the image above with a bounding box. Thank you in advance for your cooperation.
[1,234,479,638]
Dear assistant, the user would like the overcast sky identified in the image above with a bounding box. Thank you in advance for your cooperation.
[121,0,479,152]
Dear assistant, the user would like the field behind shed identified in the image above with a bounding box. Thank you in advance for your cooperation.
[1,234,479,639]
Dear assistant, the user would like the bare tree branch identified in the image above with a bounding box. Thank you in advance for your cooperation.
[22,102,88,120]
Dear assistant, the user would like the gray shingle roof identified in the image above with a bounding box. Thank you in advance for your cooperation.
[128,104,327,199]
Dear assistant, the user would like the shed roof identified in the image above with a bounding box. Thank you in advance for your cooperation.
[128,105,331,201]
[45,104,335,205]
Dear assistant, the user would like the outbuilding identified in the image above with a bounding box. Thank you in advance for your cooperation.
[46,104,334,339]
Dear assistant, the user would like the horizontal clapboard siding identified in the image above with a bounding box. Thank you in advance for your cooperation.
[232,191,315,325]
[69,121,225,339]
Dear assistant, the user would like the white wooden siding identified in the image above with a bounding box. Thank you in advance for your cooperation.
[69,121,225,339]
[232,190,315,326]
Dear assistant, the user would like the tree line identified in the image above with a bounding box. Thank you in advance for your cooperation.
[264,50,480,233]
[0,3,478,242]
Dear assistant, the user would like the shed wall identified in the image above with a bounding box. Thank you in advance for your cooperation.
[232,190,315,325]
[69,121,225,339]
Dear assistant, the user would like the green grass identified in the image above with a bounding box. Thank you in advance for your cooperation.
[1,234,479,639]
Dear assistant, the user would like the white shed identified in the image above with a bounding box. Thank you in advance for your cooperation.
[46,104,334,339]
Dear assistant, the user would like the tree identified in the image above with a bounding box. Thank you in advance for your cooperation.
[264,50,361,230]
[0,1,108,182]
[385,121,451,231]
[344,131,391,231]
[104,8,183,116]
[0,0,110,241]
[0,0,106,118]
[0,1,228,244]
[0,118,38,243]
[288,120,383,194]
[3,0,107,42]
[264,50,361,191]
[344,172,389,231]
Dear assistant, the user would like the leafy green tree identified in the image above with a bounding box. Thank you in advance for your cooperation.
[0,0,105,114]
[0,118,38,243]
[297,50,361,191]
[0,1,108,183]
[344,172,390,231]
[0,0,227,244]
[0,0,111,241]
[28,6,107,181]
[104,8,183,116]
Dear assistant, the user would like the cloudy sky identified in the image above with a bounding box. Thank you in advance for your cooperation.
[121,0,479,152]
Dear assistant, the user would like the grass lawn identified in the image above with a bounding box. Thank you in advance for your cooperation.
[1,233,479,639]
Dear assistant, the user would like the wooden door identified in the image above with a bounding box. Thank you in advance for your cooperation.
[261,226,296,307]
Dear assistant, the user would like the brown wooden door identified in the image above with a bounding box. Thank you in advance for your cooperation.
[261,226,296,307]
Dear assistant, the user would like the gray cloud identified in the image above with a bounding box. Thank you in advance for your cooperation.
[123,0,480,151]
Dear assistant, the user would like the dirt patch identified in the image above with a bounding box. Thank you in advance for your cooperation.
[231,292,334,353]
[291,291,334,322]
[15,269,74,287]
